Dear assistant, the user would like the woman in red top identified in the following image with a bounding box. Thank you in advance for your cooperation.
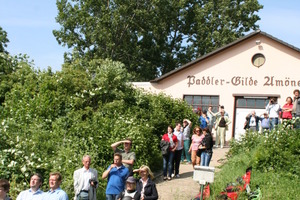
[161,125,178,180]
[282,97,293,120]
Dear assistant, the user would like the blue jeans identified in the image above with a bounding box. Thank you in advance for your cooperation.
[163,151,175,177]
[106,194,119,200]
[181,140,191,162]
[77,191,89,200]
[200,152,212,166]
[270,118,279,130]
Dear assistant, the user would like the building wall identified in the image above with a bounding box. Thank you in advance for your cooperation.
[133,34,300,141]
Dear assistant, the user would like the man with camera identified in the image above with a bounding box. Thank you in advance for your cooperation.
[266,97,280,130]
[73,155,98,200]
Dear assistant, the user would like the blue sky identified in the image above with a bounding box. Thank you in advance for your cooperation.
[0,0,300,72]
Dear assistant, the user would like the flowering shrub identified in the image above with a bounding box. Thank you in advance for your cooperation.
[0,58,197,198]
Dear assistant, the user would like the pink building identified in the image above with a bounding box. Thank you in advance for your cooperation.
[133,30,300,142]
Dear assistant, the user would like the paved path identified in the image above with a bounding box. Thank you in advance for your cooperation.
[155,147,229,200]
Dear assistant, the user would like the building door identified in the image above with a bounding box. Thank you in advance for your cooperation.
[234,97,270,140]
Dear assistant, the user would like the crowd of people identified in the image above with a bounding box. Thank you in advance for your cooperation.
[160,105,231,181]
[1,138,158,200]
[244,89,300,131]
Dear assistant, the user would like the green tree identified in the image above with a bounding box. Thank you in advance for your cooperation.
[53,0,263,81]
[0,26,9,53]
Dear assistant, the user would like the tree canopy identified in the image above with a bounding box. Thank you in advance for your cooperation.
[54,0,263,81]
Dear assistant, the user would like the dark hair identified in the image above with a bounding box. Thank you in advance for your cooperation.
[0,179,10,192]
[31,173,43,184]
[168,125,174,132]
[293,89,300,94]
[114,152,122,160]
[220,105,224,109]
[203,110,207,114]
[286,96,292,102]
[202,127,209,132]
[125,138,132,146]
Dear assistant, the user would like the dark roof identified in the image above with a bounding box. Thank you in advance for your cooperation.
[150,30,300,83]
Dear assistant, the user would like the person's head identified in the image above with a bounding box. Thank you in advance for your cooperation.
[208,106,212,111]
[49,172,62,191]
[113,153,122,166]
[202,127,209,135]
[286,96,292,104]
[263,113,268,118]
[30,173,43,191]
[202,110,207,117]
[269,97,277,104]
[293,89,300,97]
[167,125,173,133]
[193,127,202,136]
[251,110,256,116]
[138,165,154,180]
[124,138,132,151]
[0,179,10,198]
[82,155,91,169]
[183,120,188,127]
[220,110,225,116]
[125,176,136,191]
[175,122,181,131]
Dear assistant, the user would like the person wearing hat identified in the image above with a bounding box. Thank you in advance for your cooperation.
[259,112,270,131]
[118,176,140,200]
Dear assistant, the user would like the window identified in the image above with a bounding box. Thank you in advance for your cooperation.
[236,98,269,109]
[252,53,265,67]
[183,95,219,113]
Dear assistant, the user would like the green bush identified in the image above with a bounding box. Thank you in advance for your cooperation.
[211,120,300,199]
[0,57,197,199]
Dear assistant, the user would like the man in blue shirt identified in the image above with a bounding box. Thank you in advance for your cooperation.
[17,173,44,200]
[102,153,129,200]
[199,110,210,129]
[43,172,69,200]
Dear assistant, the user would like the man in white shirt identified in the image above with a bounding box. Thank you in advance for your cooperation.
[73,155,98,200]
[173,122,184,178]
[266,97,280,130]
[16,173,44,200]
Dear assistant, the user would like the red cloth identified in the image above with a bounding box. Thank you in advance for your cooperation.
[282,103,293,119]
[162,133,178,149]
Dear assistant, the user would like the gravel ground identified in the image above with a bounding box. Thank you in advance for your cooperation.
[155,147,230,200]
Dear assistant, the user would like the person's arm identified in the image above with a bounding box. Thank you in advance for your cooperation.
[111,140,131,151]
[122,153,135,166]
[144,183,158,200]
[102,164,115,179]
[188,140,193,153]
[181,134,184,148]
[184,119,192,128]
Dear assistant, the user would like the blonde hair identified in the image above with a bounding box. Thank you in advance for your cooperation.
[139,165,154,180]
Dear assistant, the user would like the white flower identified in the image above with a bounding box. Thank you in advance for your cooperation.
[21,166,26,173]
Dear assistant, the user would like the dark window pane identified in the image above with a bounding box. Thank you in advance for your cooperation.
[237,99,246,107]
[202,96,210,105]
[211,96,219,105]
[184,96,193,104]
[194,96,201,104]
[256,99,266,108]
[247,99,255,107]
